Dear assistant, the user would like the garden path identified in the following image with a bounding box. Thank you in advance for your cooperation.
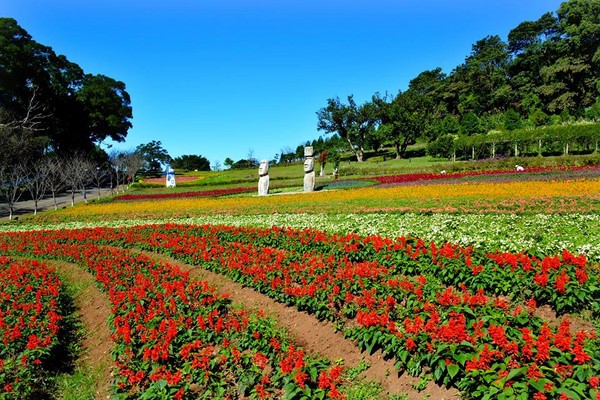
[141,250,461,400]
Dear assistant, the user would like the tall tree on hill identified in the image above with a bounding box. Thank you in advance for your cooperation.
[463,35,512,114]
[316,95,376,162]
[171,154,211,171]
[135,140,172,173]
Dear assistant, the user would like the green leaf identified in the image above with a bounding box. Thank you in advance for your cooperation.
[447,364,460,379]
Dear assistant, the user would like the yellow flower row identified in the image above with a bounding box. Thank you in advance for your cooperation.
[47,178,600,221]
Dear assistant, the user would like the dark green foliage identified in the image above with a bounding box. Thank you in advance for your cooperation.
[230,158,259,169]
[171,154,211,171]
[0,18,132,158]
[503,109,523,131]
[135,140,172,172]
[460,112,481,135]
[426,134,455,159]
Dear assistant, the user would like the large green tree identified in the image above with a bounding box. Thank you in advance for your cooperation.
[316,95,376,162]
[171,154,211,171]
[135,140,172,172]
[0,18,132,156]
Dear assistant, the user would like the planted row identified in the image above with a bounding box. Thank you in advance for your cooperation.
[2,225,598,399]
[85,223,600,315]
[0,241,345,399]
[0,257,64,399]
[367,165,600,186]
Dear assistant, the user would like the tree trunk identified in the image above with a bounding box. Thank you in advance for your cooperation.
[34,200,38,215]
[492,142,496,158]
[472,146,475,160]
[52,192,58,210]
[71,190,75,207]
[355,150,363,162]
[538,139,542,156]
[514,143,518,157]
[395,142,401,160]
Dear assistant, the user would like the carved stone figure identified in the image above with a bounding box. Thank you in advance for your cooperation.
[166,166,176,188]
[258,160,270,196]
[303,146,315,192]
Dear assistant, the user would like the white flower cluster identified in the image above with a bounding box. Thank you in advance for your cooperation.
[2,213,599,261]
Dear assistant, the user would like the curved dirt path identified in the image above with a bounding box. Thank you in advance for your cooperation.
[141,250,460,400]
[47,260,113,400]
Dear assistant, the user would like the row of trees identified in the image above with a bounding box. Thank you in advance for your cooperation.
[428,122,600,160]
[0,149,145,220]
[315,0,600,162]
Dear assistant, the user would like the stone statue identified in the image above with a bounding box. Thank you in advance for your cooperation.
[166,166,176,188]
[303,146,315,192]
[258,160,270,196]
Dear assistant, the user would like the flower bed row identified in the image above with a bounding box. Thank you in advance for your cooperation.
[141,176,200,184]
[2,225,598,399]
[5,213,600,262]
[83,223,599,316]
[31,177,600,223]
[0,243,345,399]
[115,187,254,201]
[368,165,600,185]
[0,257,64,399]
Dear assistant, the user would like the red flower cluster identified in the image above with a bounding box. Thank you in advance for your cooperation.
[0,234,346,399]
[368,164,600,185]
[0,257,64,398]
[116,186,254,201]
[1,224,598,400]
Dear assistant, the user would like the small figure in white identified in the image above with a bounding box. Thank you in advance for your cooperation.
[166,166,176,188]
[257,160,270,196]
[333,167,339,180]
[515,165,524,172]
[441,170,447,175]
[303,146,315,192]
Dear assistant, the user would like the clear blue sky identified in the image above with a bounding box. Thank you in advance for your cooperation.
[2,0,564,166]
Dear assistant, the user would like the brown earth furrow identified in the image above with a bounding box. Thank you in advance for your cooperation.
[139,250,461,400]
[47,260,113,400]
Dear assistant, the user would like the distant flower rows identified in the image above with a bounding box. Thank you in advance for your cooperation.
[115,187,254,201]
[28,177,600,224]
[367,164,600,185]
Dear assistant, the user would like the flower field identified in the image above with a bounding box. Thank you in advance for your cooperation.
[5,212,599,261]
[0,258,65,398]
[367,165,600,186]
[0,224,599,399]
[26,177,600,224]
[0,238,347,399]
[2,167,600,399]
[115,187,254,201]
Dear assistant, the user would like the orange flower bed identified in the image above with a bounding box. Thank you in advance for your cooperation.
[38,177,600,222]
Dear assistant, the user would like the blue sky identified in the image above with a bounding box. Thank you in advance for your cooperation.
[2,0,564,166]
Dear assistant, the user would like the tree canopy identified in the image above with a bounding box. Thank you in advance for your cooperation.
[135,140,172,172]
[0,18,132,158]
[312,0,599,161]
[171,154,211,171]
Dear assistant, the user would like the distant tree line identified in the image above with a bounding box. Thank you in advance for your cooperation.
[315,0,600,162]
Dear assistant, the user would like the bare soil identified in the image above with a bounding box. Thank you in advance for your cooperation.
[48,260,113,400]
[141,250,461,400]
